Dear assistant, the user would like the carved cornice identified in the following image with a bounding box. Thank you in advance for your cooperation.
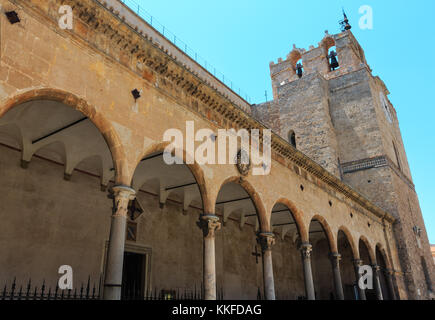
[15,0,395,226]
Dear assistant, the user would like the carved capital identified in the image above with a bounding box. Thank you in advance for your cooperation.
[330,252,342,267]
[111,185,136,218]
[197,214,221,238]
[300,242,312,259]
[257,232,275,252]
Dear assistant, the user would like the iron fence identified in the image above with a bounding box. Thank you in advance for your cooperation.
[1,277,101,300]
[1,278,225,301]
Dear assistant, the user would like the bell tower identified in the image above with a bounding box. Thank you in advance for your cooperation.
[253,25,435,299]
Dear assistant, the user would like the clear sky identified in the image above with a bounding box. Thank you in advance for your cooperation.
[129,0,435,243]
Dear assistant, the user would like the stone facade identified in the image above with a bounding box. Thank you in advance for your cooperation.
[0,0,432,300]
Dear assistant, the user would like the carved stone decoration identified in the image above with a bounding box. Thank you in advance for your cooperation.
[111,185,136,217]
[236,149,251,176]
[300,242,313,259]
[197,214,221,238]
[257,232,275,252]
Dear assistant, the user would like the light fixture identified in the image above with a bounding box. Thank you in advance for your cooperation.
[5,11,20,24]
[131,88,141,101]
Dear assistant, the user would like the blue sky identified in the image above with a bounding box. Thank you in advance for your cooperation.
[130,0,435,243]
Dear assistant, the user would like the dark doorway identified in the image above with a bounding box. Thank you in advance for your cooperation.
[121,252,146,300]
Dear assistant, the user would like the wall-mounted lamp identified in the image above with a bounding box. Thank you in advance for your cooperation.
[131,88,141,101]
[5,11,20,24]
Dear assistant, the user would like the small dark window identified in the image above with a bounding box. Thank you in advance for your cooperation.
[300,185,304,191]
[288,130,296,148]
[329,200,333,207]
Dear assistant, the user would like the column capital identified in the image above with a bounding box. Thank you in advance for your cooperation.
[111,185,136,217]
[330,252,342,266]
[197,214,221,238]
[257,232,275,252]
[300,242,313,259]
[353,259,364,267]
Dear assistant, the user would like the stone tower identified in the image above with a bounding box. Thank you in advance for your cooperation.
[252,30,435,299]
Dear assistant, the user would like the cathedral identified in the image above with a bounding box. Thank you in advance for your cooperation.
[0,0,433,300]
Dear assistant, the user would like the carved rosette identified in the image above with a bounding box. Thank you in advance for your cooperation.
[300,242,313,259]
[112,185,136,218]
[197,214,221,238]
[257,232,275,252]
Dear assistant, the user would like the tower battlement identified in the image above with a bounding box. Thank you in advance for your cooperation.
[269,31,369,99]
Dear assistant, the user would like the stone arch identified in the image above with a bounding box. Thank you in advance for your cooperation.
[0,88,127,184]
[134,141,210,213]
[213,176,269,232]
[272,197,308,242]
[375,243,392,269]
[309,214,337,253]
[337,226,358,259]
[358,235,376,264]
[321,35,336,55]
[287,49,303,72]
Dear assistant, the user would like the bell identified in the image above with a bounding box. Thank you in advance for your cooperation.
[329,51,339,70]
[296,63,303,78]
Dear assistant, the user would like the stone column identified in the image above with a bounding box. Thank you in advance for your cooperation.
[330,253,344,300]
[257,232,276,300]
[300,242,315,300]
[197,214,221,300]
[385,269,397,300]
[372,264,384,300]
[353,259,367,300]
[103,185,136,300]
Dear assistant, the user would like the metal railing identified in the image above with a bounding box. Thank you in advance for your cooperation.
[118,0,252,103]
[1,277,101,300]
[1,277,225,300]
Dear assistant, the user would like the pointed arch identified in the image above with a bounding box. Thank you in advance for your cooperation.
[134,141,210,213]
[375,243,392,269]
[0,88,127,184]
[359,236,376,264]
[337,226,358,259]
[272,197,308,242]
[309,214,337,253]
[214,176,268,232]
